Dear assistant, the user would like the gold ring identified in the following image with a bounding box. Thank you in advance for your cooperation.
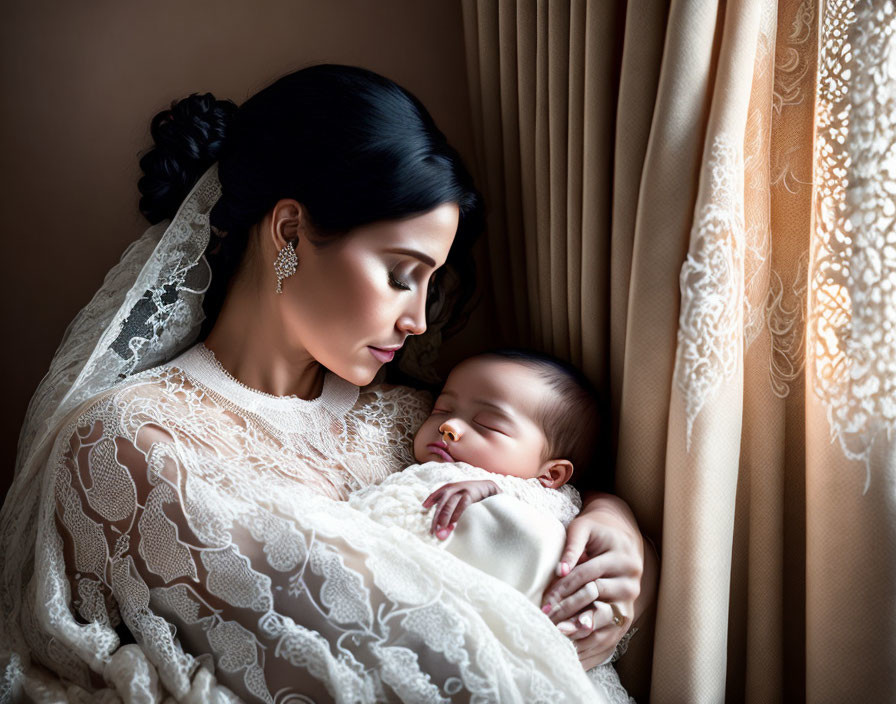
[609,603,627,628]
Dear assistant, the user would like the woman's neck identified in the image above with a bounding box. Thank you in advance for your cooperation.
[202,279,326,400]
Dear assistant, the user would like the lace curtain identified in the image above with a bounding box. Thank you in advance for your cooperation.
[462,0,895,701]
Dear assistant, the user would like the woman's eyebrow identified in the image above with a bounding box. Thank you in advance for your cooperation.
[385,247,436,267]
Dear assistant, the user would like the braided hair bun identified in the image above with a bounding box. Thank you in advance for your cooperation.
[138,93,237,224]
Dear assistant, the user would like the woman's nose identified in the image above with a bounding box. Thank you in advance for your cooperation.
[397,290,427,336]
[439,421,461,442]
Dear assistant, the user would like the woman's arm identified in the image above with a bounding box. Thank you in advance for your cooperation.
[48,394,600,701]
[540,492,659,664]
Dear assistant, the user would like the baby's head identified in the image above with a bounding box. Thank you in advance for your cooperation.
[413,350,600,489]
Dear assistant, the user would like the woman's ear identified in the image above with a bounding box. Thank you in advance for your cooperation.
[269,199,306,250]
[536,459,574,489]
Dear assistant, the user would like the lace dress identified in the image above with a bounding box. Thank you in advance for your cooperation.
[7,343,603,703]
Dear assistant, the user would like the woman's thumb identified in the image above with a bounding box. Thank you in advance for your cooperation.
[556,521,589,577]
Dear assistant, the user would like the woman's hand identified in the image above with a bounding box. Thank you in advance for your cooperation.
[422,479,500,539]
[540,493,657,664]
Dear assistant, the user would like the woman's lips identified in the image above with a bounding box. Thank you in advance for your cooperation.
[367,346,396,363]
[427,443,454,461]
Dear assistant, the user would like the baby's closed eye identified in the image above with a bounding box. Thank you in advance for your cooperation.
[474,421,503,434]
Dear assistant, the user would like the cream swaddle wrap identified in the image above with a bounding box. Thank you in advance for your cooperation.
[348,461,581,605]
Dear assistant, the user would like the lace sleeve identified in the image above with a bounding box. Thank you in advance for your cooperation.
[49,398,243,701]
[26,391,604,703]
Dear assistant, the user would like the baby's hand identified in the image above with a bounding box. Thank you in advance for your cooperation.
[422,480,500,540]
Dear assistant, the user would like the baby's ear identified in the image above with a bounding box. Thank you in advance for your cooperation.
[537,459,573,489]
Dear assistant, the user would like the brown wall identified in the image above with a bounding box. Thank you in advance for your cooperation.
[0,0,492,498]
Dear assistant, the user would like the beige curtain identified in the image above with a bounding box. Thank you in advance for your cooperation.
[462,1,895,702]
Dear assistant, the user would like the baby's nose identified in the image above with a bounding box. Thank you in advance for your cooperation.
[439,422,461,442]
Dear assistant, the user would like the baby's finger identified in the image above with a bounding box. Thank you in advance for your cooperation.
[422,488,444,509]
[448,492,472,526]
[434,493,463,537]
[430,495,452,534]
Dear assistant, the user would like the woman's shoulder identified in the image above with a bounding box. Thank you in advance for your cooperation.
[60,363,198,437]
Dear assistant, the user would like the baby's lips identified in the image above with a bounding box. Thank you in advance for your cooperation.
[426,443,455,462]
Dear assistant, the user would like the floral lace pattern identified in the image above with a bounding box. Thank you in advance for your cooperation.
[763,0,814,398]
[811,0,896,486]
[3,344,602,702]
[767,252,809,398]
[674,135,745,446]
[675,0,824,445]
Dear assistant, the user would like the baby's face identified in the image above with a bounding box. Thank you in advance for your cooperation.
[413,357,554,481]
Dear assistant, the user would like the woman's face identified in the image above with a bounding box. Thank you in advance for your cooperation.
[282,203,459,386]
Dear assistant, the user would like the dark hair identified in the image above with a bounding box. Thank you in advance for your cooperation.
[138,64,483,344]
[477,348,602,483]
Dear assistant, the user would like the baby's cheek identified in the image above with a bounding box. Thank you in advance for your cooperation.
[483,444,533,479]
[412,435,423,463]
[469,446,506,476]
[412,427,430,463]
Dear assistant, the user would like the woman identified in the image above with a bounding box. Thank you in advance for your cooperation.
[0,65,653,702]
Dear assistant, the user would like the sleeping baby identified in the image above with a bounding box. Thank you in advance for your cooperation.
[348,349,634,702]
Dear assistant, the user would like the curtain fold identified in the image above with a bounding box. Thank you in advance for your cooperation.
[461,0,895,701]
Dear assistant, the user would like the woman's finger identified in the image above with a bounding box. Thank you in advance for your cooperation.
[574,628,617,667]
[548,573,639,612]
[542,554,611,610]
[555,519,591,577]
[543,564,602,610]
[547,579,601,624]
[542,553,639,608]
[581,575,640,605]
[557,604,597,640]
[585,599,616,631]
[556,599,626,641]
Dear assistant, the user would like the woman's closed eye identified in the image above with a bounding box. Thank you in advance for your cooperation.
[388,270,411,291]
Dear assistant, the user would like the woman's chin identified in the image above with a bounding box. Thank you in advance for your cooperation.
[331,361,380,388]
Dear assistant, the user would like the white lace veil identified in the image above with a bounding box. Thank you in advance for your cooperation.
[14,165,220,475]
[1,162,461,697]
[0,164,221,695]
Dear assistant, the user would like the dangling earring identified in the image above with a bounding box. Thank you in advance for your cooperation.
[274,239,298,294]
